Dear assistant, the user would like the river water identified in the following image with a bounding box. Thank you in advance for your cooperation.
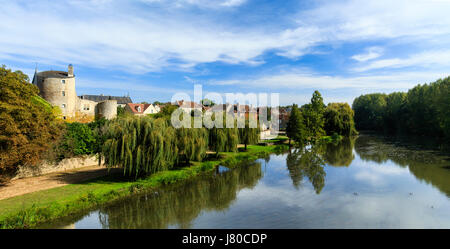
[43,134,450,229]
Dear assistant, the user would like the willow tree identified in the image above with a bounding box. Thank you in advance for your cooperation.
[176,125,209,164]
[102,116,179,177]
[207,113,239,156]
[323,102,357,137]
[238,119,260,150]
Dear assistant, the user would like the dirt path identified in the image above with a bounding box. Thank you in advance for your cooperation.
[0,165,111,201]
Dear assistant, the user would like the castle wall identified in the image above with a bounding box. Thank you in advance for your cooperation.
[34,65,118,120]
[96,100,117,120]
[37,76,77,118]
[77,98,97,117]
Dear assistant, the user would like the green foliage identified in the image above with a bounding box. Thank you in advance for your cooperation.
[117,106,125,117]
[152,104,178,119]
[352,76,450,142]
[0,65,63,179]
[176,126,209,163]
[286,104,306,145]
[324,102,358,136]
[59,122,96,157]
[286,146,326,194]
[238,119,260,150]
[102,116,179,177]
[352,93,387,131]
[201,98,215,107]
[302,91,326,141]
[207,113,239,155]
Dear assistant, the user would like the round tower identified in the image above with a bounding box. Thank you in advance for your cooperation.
[96,99,117,120]
[33,64,77,119]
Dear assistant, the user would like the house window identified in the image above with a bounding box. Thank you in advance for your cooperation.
[83,104,90,111]
[62,91,65,96]
[62,104,66,108]
[63,116,66,120]
[62,79,65,84]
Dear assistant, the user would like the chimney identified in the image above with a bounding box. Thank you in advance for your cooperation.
[68,64,74,77]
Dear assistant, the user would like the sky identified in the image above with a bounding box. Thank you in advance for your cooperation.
[1,0,450,106]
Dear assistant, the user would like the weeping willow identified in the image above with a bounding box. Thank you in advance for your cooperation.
[102,116,179,177]
[176,122,209,164]
[238,119,261,150]
[207,113,239,156]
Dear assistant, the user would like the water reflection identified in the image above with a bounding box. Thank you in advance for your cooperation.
[286,147,326,194]
[355,135,450,197]
[323,138,355,167]
[97,161,263,229]
[43,134,450,229]
[286,138,356,192]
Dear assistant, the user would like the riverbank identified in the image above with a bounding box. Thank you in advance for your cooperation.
[0,144,288,229]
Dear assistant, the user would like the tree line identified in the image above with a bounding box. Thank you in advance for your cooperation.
[286,90,357,146]
[352,76,450,142]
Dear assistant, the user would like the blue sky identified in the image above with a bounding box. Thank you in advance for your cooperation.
[1,0,450,105]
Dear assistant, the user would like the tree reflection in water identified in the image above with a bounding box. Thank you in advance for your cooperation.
[286,138,357,193]
[355,134,450,197]
[286,146,326,194]
[323,138,355,167]
[97,161,263,229]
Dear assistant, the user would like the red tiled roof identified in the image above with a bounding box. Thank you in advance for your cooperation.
[126,103,152,114]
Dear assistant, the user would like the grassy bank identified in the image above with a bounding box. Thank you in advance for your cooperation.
[0,144,288,229]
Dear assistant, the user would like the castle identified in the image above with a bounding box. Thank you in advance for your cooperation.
[32,64,123,120]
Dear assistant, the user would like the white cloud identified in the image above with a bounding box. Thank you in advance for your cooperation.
[140,0,247,8]
[1,0,450,75]
[351,47,383,62]
[355,50,450,72]
[211,70,448,90]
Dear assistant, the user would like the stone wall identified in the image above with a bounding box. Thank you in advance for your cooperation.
[96,99,117,119]
[12,155,103,180]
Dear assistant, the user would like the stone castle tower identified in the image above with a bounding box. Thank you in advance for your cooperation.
[32,64,117,120]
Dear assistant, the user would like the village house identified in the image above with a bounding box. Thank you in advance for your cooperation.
[125,103,159,116]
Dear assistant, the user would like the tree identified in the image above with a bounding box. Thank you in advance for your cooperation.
[286,104,306,145]
[239,119,260,151]
[201,98,215,107]
[0,66,62,179]
[302,91,326,141]
[324,103,357,136]
[352,76,450,143]
[153,104,178,119]
[208,113,239,156]
[352,93,387,131]
[58,122,96,157]
[102,116,179,177]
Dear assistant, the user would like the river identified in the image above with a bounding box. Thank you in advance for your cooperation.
[42,134,450,228]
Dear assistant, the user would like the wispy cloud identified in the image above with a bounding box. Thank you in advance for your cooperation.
[354,50,450,72]
[210,70,448,90]
[2,0,450,74]
[351,47,384,62]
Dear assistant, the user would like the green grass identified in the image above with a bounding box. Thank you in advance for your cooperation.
[0,144,288,229]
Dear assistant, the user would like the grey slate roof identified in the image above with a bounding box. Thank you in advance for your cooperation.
[36,70,72,78]
[79,95,133,104]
